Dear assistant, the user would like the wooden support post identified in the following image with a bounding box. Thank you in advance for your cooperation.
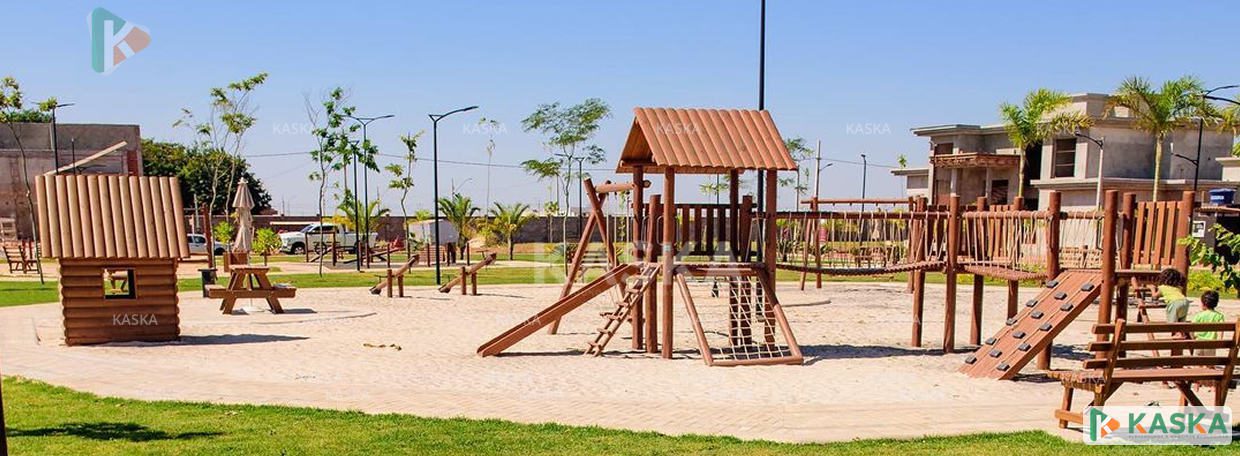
[971,274,984,346]
[943,195,961,352]
[471,271,478,296]
[1036,191,1062,370]
[1174,190,1195,281]
[1006,280,1019,318]
[459,266,467,296]
[632,167,645,350]
[646,194,661,354]
[397,275,404,297]
[911,196,927,347]
[970,196,987,346]
[386,269,394,298]
[728,170,740,260]
[912,267,925,347]
[764,170,778,286]
[1117,193,1137,323]
[1096,191,1119,352]
[661,170,676,359]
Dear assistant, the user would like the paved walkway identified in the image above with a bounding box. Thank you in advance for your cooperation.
[0,283,1202,443]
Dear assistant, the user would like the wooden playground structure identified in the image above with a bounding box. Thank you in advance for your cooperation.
[775,188,1199,377]
[479,107,804,366]
[34,175,190,345]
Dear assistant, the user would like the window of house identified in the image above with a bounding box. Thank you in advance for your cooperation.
[103,268,136,299]
[1053,138,1076,178]
[934,142,954,156]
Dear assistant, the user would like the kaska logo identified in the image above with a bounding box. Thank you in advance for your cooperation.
[89,7,151,75]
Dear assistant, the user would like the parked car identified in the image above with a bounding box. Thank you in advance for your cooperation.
[279,223,377,254]
[187,233,229,256]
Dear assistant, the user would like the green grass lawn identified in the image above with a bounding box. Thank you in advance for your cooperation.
[7,377,1227,455]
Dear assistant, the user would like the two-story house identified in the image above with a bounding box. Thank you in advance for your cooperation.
[893,93,1237,211]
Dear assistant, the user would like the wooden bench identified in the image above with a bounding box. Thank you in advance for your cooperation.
[3,243,38,274]
[1049,319,1240,429]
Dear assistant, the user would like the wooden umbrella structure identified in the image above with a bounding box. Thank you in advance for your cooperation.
[229,178,254,266]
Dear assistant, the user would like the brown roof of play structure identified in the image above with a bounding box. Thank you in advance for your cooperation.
[35,175,190,260]
[616,107,798,174]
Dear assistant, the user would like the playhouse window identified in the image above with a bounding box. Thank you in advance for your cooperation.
[103,268,136,299]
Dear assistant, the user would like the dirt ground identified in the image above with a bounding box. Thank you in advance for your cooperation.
[1,280,1226,443]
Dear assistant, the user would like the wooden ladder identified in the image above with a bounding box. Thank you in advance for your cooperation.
[584,263,661,356]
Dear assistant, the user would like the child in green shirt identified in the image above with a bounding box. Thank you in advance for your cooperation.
[1191,291,1225,346]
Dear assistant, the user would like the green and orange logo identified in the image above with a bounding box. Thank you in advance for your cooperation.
[1085,406,1231,445]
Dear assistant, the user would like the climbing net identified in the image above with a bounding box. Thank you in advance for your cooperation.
[677,269,801,366]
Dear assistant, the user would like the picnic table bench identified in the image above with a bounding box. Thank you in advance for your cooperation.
[1049,318,1240,429]
[206,265,296,315]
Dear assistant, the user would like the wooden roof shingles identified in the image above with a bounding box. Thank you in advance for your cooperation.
[617,107,797,174]
[35,174,189,260]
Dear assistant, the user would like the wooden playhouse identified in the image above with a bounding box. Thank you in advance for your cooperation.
[35,174,189,345]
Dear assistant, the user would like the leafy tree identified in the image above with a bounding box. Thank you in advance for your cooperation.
[307,87,356,274]
[783,137,814,206]
[141,139,272,212]
[437,193,480,262]
[332,189,389,231]
[252,228,281,265]
[1109,76,1206,201]
[212,220,235,246]
[1182,225,1240,294]
[0,108,49,123]
[897,154,908,168]
[0,76,52,282]
[387,131,423,248]
[522,99,611,260]
[174,72,268,216]
[478,117,502,209]
[999,88,1094,202]
[489,202,535,260]
[522,157,564,244]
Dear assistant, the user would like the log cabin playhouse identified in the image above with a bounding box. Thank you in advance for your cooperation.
[479,107,804,366]
[35,175,189,345]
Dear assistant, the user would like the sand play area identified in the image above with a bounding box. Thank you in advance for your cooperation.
[0,280,1217,443]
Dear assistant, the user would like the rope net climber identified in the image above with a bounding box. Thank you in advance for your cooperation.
[677,266,801,366]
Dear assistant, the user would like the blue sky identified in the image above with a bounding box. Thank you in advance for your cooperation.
[4,1,1239,213]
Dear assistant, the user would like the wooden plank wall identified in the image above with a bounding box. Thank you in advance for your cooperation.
[60,258,180,345]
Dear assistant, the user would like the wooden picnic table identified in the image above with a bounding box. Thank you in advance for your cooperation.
[206,265,296,315]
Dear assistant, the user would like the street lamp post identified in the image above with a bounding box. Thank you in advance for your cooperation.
[429,105,479,285]
[47,102,74,174]
[1189,86,1240,201]
[345,113,394,271]
[1075,131,1105,209]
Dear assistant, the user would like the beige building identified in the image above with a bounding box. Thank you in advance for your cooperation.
[894,93,1237,210]
[1,123,142,239]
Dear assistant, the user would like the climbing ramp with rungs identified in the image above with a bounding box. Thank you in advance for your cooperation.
[583,263,661,356]
[959,270,1103,379]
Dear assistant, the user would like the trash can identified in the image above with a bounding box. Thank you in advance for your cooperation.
[1209,188,1236,206]
[199,268,218,297]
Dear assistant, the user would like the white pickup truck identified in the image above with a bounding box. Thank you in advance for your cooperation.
[280,223,377,254]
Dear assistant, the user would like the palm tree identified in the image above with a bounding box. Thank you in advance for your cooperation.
[489,202,535,260]
[437,193,480,262]
[1109,76,1206,201]
[334,190,389,231]
[999,89,1094,203]
[1217,96,1240,157]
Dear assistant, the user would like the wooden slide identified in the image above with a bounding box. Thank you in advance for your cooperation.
[438,252,499,293]
[477,263,638,356]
